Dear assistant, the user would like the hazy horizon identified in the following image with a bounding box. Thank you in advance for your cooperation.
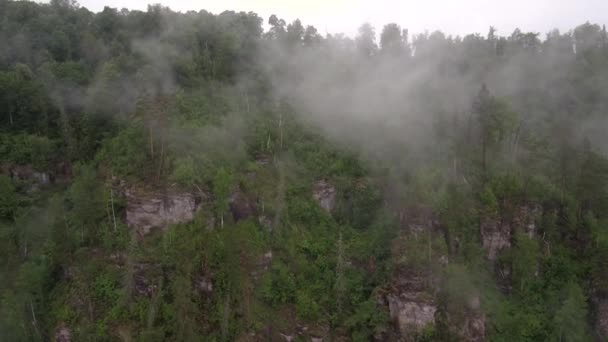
[38,0,608,37]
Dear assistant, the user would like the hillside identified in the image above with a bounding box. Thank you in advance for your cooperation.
[1,1,608,341]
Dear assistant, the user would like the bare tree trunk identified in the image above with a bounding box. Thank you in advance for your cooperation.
[88,296,94,321]
[149,126,154,158]
[511,124,522,163]
[335,232,345,317]
[29,299,39,337]
[157,138,165,183]
[273,159,285,234]
[278,112,283,150]
[110,187,117,232]
[147,278,163,329]
[59,103,74,157]
[221,294,230,341]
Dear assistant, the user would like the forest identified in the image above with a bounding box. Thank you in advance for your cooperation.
[1,0,608,341]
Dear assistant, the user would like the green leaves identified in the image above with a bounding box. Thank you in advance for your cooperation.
[552,282,590,342]
[68,163,106,243]
[0,175,17,220]
[212,167,233,224]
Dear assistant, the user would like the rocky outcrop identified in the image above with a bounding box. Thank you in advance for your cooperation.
[481,203,542,261]
[255,153,271,166]
[460,295,486,342]
[54,323,71,342]
[480,215,510,261]
[386,268,438,337]
[386,206,448,338]
[196,275,213,293]
[133,263,161,297]
[229,190,256,222]
[597,298,608,339]
[446,294,486,342]
[313,180,336,212]
[126,189,201,236]
[7,164,51,184]
[251,250,273,281]
[399,205,441,236]
[513,203,542,238]
[387,292,437,335]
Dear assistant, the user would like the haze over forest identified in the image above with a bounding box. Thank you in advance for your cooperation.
[1,0,608,341]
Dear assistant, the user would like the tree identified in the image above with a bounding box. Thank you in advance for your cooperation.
[286,19,304,46]
[213,167,233,228]
[266,14,286,41]
[553,282,590,342]
[356,23,377,58]
[303,25,321,46]
[380,23,403,56]
[0,176,17,220]
[69,164,106,243]
[511,232,540,293]
[473,84,518,177]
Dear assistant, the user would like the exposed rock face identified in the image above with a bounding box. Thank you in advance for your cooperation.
[597,298,608,339]
[461,295,486,342]
[462,314,486,342]
[251,250,273,281]
[399,205,441,235]
[133,263,164,297]
[481,203,542,261]
[258,215,273,231]
[387,269,438,337]
[55,323,71,342]
[126,189,201,236]
[386,206,446,338]
[255,153,271,165]
[480,215,510,261]
[196,276,213,293]
[8,165,51,184]
[387,293,437,334]
[513,203,542,238]
[313,180,336,212]
[229,190,256,222]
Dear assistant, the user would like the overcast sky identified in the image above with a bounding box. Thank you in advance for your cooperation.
[43,0,608,37]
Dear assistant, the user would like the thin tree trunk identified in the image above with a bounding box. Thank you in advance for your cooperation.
[110,187,117,233]
[149,126,154,158]
[221,294,230,341]
[157,138,165,182]
[29,299,39,337]
[278,112,283,150]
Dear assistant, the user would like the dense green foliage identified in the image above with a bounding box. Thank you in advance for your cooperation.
[1,0,608,341]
